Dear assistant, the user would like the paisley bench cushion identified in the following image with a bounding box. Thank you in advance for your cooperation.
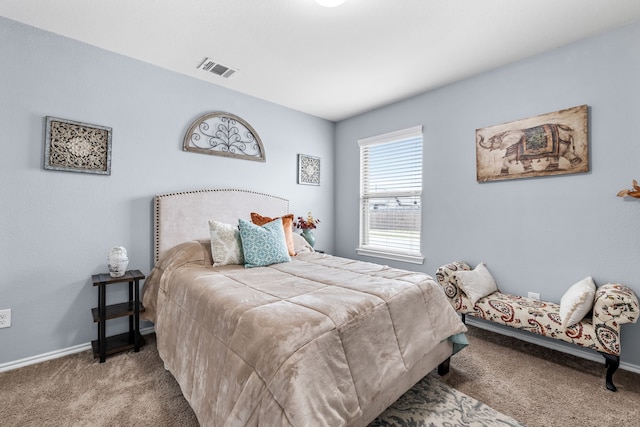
[473,292,616,355]
[437,261,640,391]
[437,261,639,359]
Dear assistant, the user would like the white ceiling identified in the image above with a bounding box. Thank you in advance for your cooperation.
[2,0,640,121]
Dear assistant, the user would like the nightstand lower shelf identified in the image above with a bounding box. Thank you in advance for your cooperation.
[91,332,146,359]
[91,301,144,322]
[91,269,145,362]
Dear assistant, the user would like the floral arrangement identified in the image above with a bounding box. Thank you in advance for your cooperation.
[295,212,320,230]
[617,180,640,198]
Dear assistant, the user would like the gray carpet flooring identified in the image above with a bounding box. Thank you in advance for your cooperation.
[2,325,639,426]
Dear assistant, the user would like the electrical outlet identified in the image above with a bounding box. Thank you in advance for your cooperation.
[0,309,11,328]
[528,292,540,300]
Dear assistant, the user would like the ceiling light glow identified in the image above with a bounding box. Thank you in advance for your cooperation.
[315,0,346,7]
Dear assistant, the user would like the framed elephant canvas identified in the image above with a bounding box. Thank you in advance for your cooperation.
[475,105,589,182]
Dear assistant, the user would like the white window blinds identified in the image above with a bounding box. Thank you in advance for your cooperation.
[357,126,424,264]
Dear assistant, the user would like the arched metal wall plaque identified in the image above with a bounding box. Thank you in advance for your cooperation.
[183,112,265,162]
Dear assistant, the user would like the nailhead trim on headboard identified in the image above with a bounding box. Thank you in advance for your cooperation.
[153,189,289,263]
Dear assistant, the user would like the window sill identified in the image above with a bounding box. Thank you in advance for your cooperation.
[355,248,424,265]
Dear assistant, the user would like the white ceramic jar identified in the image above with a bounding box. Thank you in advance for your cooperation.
[108,246,129,277]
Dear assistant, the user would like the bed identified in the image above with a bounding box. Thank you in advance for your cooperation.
[142,188,467,426]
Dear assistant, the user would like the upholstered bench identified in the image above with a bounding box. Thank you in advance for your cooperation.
[436,261,639,391]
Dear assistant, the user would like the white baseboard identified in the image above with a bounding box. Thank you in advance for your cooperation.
[466,317,640,374]
[0,326,155,373]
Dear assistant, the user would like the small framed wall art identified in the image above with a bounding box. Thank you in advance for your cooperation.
[297,154,320,185]
[44,116,112,175]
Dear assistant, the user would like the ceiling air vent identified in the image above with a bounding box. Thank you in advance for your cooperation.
[198,58,237,78]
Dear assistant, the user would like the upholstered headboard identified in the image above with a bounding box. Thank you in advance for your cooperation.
[154,189,289,263]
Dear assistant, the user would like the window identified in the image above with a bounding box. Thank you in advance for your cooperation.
[357,126,424,264]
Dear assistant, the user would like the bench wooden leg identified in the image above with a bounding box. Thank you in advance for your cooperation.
[600,352,619,392]
[437,357,451,375]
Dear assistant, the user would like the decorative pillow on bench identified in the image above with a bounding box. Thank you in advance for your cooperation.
[454,262,498,305]
[559,276,596,328]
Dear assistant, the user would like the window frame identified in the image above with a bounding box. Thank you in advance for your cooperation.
[356,125,424,265]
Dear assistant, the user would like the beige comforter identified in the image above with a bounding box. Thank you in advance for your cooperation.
[142,240,466,426]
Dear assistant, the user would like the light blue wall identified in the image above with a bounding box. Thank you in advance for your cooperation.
[335,22,640,366]
[0,18,334,365]
[4,14,640,370]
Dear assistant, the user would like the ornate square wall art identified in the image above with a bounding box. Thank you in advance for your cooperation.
[297,154,320,185]
[475,105,589,182]
[44,116,112,175]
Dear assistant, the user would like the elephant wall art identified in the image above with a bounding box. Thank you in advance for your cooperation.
[475,105,589,182]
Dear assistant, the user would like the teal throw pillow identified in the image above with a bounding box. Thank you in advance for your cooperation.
[238,217,291,268]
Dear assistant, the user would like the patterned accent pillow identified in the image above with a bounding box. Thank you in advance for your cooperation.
[208,220,244,266]
[454,262,498,306]
[238,218,291,268]
[250,212,295,256]
[559,276,596,328]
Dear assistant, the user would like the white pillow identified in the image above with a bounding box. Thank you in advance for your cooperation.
[291,232,314,254]
[455,263,498,306]
[208,220,244,266]
[559,276,596,328]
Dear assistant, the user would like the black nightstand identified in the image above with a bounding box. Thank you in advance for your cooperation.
[91,270,145,362]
